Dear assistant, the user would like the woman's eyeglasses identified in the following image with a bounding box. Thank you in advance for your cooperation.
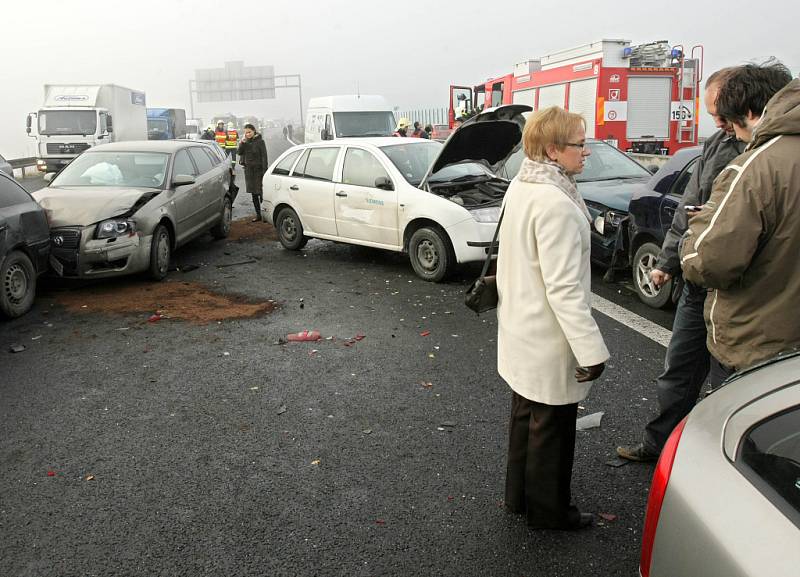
[563,142,588,150]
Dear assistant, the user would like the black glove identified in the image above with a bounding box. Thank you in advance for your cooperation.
[575,362,605,383]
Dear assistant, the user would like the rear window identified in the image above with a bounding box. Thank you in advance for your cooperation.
[738,405,800,526]
[273,150,302,176]
[297,148,339,182]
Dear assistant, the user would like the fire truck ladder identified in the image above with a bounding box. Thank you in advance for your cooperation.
[675,44,704,144]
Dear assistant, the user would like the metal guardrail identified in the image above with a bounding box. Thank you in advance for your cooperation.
[8,157,40,179]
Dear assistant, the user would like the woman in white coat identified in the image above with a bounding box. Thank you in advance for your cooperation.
[497,107,609,530]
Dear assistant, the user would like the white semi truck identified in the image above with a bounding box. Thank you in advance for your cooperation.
[26,84,147,173]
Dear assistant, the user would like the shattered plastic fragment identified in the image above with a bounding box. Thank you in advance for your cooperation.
[362,429,372,434]
[9,344,25,353]
[147,313,162,323]
[420,330,431,337]
[575,412,604,430]
[84,474,95,481]
[311,459,320,465]
[598,513,617,522]
[277,405,287,415]
[47,470,55,477]
[287,330,321,342]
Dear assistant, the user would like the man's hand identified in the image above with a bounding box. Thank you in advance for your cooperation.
[649,269,672,288]
[575,363,605,382]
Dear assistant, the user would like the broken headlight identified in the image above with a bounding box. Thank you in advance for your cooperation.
[96,218,136,239]
[593,210,624,235]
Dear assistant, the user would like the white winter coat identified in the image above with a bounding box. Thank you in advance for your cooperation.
[496,179,609,405]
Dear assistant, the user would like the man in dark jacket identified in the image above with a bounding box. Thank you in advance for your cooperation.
[237,123,269,222]
[680,62,797,386]
[617,68,746,462]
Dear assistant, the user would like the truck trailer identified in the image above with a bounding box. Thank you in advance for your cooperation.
[26,84,147,172]
[146,108,187,140]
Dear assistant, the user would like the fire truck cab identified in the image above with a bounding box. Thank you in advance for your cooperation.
[449,39,703,155]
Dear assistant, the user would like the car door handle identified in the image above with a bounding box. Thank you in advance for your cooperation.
[289,185,299,191]
[336,191,347,197]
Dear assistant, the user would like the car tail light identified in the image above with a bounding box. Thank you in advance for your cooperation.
[640,416,688,577]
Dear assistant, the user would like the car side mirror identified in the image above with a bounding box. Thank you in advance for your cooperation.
[172,174,196,187]
[320,129,330,141]
[106,115,114,133]
[375,176,394,191]
[43,172,55,183]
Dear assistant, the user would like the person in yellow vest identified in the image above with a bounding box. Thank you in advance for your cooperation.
[214,120,227,149]
[225,122,239,166]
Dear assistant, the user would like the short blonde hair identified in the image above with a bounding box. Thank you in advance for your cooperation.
[522,106,586,161]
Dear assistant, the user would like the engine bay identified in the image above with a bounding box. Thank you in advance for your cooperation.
[429,178,508,208]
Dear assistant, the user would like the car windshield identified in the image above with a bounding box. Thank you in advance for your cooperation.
[334,111,395,137]
[52,151,170,188]
[499,140,652,182]
[38,110,97,136]
[380,141,443,186]
[147,118,169,139]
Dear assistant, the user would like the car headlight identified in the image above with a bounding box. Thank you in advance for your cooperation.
[594,211,625,235]
[96,218,136,239]
[470,206,501,223]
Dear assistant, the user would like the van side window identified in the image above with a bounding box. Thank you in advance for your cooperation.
[342,148,390,188]
[297,148,339,182]
[273,150,302,176]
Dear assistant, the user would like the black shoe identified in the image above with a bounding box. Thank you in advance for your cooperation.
[617,442,659,463]
[529,511,594,531]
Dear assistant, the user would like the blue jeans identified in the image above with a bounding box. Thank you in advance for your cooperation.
[643,282,709,453]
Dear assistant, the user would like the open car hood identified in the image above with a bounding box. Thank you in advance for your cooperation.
[33,186,161,227]
[420,104,531,188]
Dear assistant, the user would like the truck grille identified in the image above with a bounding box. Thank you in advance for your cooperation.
[46,142,91,155]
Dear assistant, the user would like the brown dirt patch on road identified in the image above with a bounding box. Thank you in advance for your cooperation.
[54,280,275,325]
[228,217,278,243]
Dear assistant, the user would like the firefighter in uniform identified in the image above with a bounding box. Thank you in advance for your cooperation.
[214,121,227,149]
[225,122,239,166]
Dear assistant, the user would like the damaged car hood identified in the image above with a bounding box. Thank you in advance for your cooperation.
[33,186,162,227]
[420,104,532,188]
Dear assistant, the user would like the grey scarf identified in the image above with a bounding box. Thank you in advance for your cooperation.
[517,158,592,223]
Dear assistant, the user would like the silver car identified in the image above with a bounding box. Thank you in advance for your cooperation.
[641,351,800,577]
[33,140,234,280]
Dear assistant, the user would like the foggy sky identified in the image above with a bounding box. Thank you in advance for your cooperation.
[3,0,798,158]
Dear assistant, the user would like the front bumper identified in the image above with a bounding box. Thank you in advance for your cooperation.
[445,218,499,264]
[49,226,153,279]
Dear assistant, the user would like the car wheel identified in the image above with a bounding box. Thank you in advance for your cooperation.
[149,224,172,281]
[408,227,453,282]
[0,250,36,318]
[632,242,673,309]
[210,196,233,239]
[276,207,308,250]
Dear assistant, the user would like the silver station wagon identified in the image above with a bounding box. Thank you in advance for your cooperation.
[34,141,235,280]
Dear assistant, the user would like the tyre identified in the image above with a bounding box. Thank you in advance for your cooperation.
[276,207,308,250]
[148,224,172,281]
[408,226,453,282]
[210,196,233,239]
[632,241,673,309]
[0,250,36,319]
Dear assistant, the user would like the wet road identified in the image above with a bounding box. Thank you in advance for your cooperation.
[2,135,677,577]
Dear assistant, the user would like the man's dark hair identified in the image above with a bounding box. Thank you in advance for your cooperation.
[716,59,793,126]
[244,123,256,131]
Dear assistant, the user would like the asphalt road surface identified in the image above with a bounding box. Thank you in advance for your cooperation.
[3,136,679,577]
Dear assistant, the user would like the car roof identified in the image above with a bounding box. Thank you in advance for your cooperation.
[298,137,436,149]
[86,140,209,153]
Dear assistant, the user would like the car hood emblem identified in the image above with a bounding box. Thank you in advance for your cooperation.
[53,235,64,246]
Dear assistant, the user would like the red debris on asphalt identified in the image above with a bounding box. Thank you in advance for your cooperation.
[287,330,321,342]
[419,330,431,337]
[147,313,162,323]
[47,470,55,477]
[598,513,618,522]
[375,519,386,525]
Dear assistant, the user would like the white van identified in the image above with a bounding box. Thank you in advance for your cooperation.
[304,95,396,143]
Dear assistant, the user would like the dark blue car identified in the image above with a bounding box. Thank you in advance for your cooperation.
[624,146,702,308]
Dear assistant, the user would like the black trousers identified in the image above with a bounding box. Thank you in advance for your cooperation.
[643,283,709,453]
[505,391,580,528]
[708,357,736,389]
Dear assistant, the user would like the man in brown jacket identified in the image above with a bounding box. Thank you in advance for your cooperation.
[680,61,798,386]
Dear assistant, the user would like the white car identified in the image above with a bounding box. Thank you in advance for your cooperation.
[263,105,530,281]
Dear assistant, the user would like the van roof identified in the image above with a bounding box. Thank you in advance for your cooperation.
[306,95,391,112]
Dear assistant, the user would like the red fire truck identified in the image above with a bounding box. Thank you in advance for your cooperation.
[449,39,704,154]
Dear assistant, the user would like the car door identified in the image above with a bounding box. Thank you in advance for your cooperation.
[188,146,221,225]
[286,147,339,236]
[660,157,698,233]
[335,146,399,247]
[0,175,49,272]
[169,148,203,244]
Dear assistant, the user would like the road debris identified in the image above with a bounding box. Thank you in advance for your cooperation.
[311,459,321,466]
[420,330,431,337]
[84,474,95,481]
[419,381,433,388]
[147,313,163,323]
[9,344,26,353]
[216,259,257,269]
[276,405,287,415]
[604,457,629,468]
[576,411,604,430]
[598,513,618,522]
[287,330,321,342]
[362,429,372,434]
[47,470,55,477]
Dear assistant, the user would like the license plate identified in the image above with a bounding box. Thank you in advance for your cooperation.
[49,255,64,276]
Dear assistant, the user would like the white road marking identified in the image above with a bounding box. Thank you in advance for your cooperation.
[592,294,672,348]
